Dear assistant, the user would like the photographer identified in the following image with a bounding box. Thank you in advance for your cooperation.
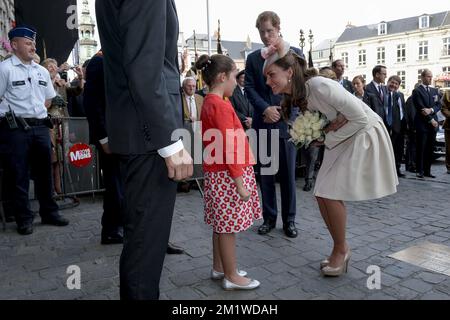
[0,26,69,235]
[42,58,84,194]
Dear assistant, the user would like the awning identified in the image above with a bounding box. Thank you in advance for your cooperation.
[14,0,78,64]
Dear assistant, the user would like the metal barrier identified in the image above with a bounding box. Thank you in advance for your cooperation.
[57,117,102,196]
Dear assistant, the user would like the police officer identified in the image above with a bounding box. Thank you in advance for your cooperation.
[0,26,69,235]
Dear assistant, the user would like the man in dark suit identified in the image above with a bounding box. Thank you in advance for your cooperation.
[405,94,417,172]
[230,70,253,130]
[332,59,353,94]
[84,51,124,245]
[96,0,193,300]
[386,75,407,177]
[412,69,441,178]
[365,65,388,122]
[245,11,303,238]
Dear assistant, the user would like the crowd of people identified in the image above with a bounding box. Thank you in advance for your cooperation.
[0,0,449,300]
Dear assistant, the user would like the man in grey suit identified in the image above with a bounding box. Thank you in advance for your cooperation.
[96,0,193,300]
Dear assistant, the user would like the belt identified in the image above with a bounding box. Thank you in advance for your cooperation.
[23,118,47,126]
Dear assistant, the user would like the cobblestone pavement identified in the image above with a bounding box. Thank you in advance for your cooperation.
[1,160,450,300]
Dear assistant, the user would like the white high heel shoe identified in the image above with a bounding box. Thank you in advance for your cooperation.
[211,269,247,280]
[321,250,351,277]
[222,278,260,290]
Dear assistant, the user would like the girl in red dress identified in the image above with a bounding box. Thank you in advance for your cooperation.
[196,54,262,290]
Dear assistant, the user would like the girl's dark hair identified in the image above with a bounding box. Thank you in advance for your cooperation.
[272,51,311,118]
[194,54,235,87]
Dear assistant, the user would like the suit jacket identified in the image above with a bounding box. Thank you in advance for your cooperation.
[245,46,303,138]
[229,86,253,128]
[83,54,107,146]
[340,78,354,94]
[181,92,203,122]
[364,82,386,120]
[361,91,380,115]
[405,96,416,132]
[386,90,406,134]
[95,0,182,154]
[441,94,450,130]
[412,85,441,133]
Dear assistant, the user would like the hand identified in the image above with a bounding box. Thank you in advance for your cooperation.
[324,113,348,133]
[58,62,70,72]
[164,148,193,181]
[237,185,251,201]
[310,140,325,147]
[55,78,67,87]
[263,106,281,124]
[431,119,438,128]
[244,117,253,128]
[421,108,432,116]
[73,65,83,79]
[101,142,112,155]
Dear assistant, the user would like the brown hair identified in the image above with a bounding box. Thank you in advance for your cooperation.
[194,54,235,88]
[352,75,366,85]
[271,51,310,118]
[388,75,402,84]
[319,67,337,80]
[255,11,280,29]
[41,58,58,69]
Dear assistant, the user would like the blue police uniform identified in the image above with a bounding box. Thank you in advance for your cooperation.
[0,26,69,235]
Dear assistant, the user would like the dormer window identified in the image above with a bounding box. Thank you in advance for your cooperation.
[419,15,429,29]
[378,22,387,36]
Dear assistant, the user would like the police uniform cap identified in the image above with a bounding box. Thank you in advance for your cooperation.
[8,26,37,41]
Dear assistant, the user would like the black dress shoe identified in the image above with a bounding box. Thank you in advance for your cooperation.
[166,244,184,254]
[258,221,275,235]
[397,172,406,178]
[101,233,124,245]
[17,225,33,235]
[303,180,313,192]
[416,173,424,178]
[41,215,69,226]
[283,222,298,238]
[424,174,436,178]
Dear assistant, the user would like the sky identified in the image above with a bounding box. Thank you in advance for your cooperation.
[174,0,450,47]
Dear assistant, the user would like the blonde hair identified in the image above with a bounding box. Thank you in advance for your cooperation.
[41,58,58,69]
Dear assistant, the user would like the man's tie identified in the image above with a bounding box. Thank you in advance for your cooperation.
[189,96,195,120]
[378,85,384,103]
[387,92,393,127]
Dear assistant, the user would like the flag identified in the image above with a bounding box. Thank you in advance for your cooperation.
[217,19,223,54]
[14,0,78,63]
[308,50,314,68]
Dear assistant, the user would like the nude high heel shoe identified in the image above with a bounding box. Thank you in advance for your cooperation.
[321,250,351,277]
[320,259,329,269]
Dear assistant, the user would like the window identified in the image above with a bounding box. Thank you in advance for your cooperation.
[362,74,366,81]
[419,15,429,29]
[397,44,406,62]
[378,22,387,35]
[418,41,428,60]
[377,47,385,64]
[443,66,450,74]
[318,50,324,59]
[444,38,450,56]
[397,71,406,90]
[418,69,425,84]
[358,50,366,66]
[341,52,348,68]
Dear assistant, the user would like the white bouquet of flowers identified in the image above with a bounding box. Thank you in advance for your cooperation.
[289,110,328,148]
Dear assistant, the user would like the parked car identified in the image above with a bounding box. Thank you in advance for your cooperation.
[434,124,445,160]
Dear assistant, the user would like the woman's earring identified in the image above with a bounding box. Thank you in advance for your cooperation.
[288,78,291,83]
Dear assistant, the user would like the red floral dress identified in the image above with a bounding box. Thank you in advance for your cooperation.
[201,94,262,233]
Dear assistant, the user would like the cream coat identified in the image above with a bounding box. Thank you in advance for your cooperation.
[306,77,398,201]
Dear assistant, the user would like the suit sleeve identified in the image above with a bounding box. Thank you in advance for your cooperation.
[412,89,433,123]
[119,0,180,150]
[311,79,368,150]
[230,91,248,123]
[244,54,270,114]
[84,57,108,142]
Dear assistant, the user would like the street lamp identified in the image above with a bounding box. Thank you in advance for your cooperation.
[308,29,314,52]
[299,29,305,52]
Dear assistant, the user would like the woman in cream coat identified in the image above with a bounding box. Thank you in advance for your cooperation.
[263,43,398,276]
